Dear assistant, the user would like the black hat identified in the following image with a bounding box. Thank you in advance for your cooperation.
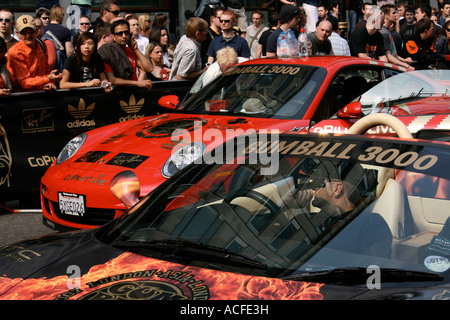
[280,5,301,24]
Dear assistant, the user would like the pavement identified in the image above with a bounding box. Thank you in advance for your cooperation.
[0,211,56,248]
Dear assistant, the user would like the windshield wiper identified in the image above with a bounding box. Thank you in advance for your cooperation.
[284,267,443,285]
[112,239,268,270]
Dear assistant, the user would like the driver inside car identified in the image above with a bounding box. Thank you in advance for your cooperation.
[287,160,393,258]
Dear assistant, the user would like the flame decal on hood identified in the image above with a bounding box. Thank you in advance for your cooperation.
[0,252,324,300]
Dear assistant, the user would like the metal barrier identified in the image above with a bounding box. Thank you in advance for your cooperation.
[0,80,195,206]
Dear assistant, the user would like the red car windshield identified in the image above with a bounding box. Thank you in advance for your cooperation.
[180,64,326,119]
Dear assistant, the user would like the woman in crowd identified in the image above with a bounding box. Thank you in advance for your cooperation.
[149,25,174,68]
[0,37,11,97]
[434,19,450,69]
[59,32,112,92]
[138,14,152,37]
[145,41,171,81]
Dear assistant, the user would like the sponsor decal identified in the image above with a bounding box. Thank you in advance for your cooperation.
[227,65,301,76]
[0,252,323,300]
[63,173,107,185]
[243,138,440,172]
[22,107,55,134]
[74,151,110,163]
[106,153,149,169]
[58,271,210,300]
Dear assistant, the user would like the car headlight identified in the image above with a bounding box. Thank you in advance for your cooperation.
[56,133,87,165]
[162,142,206,178]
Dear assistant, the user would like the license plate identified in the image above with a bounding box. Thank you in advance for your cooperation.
[58,192,86,217]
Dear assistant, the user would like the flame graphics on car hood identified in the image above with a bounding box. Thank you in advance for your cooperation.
[0,252,323,300]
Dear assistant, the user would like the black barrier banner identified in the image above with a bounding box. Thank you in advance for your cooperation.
[0,80,195,206]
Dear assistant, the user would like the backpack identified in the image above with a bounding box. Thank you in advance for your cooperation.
[41,30,67,73]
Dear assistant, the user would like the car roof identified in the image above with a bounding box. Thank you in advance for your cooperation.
[238,56,404,71]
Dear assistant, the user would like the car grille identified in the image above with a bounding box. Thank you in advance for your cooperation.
[49,200,116,226]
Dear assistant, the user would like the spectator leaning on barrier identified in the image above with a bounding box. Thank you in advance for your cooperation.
[7,15,62,92]
[145,41,171,81]
[60,32,112,92]
[0,9,18,52]
[0,36,11,97]
[98,19,153,90]
[170,17,209,80]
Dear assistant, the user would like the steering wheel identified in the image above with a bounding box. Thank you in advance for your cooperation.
[347,113,413,138]
[227,189,281,216]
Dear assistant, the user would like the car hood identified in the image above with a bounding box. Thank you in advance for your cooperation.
[68,113,307,172]
[58,113,309,197]
[0,231,448,300]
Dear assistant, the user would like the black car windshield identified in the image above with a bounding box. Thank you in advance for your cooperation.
[179,64,326,119]
[102,134,450,283]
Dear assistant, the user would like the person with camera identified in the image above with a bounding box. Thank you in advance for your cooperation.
[59,32,112,92]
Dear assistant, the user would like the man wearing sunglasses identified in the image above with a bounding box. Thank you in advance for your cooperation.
[0,9,18,51]
[98,19,153,90]
[91,0,120,31]
[7,15,62,92]
[206,10,250,64]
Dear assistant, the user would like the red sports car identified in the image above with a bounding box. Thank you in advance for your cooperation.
[40,56,404,231]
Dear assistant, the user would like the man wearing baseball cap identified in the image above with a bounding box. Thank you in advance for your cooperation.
[266,5,303,57]
[7,14,61,92]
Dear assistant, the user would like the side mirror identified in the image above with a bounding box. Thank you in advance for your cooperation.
[158,95,180,109]
[337,101,362,118]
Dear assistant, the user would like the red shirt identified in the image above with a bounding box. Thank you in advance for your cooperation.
[104,46,138,81]
[7,40,51,91]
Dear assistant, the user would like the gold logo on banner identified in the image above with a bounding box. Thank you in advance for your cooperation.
[119,95,145,122]
[67,99,96,129]
[0,117,12,187]
[68,98,95,119]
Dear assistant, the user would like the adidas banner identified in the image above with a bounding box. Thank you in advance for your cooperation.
[0,80,194,205]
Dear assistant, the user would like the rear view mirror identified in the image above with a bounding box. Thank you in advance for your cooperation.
[158,95,180,109]
[337,101,362,118]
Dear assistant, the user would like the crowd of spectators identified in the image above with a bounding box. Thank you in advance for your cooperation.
[1,0,450,95]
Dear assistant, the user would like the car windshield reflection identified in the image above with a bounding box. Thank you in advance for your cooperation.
[102,134,450,284]
[356,70,450,116]
[179,64,326,119]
